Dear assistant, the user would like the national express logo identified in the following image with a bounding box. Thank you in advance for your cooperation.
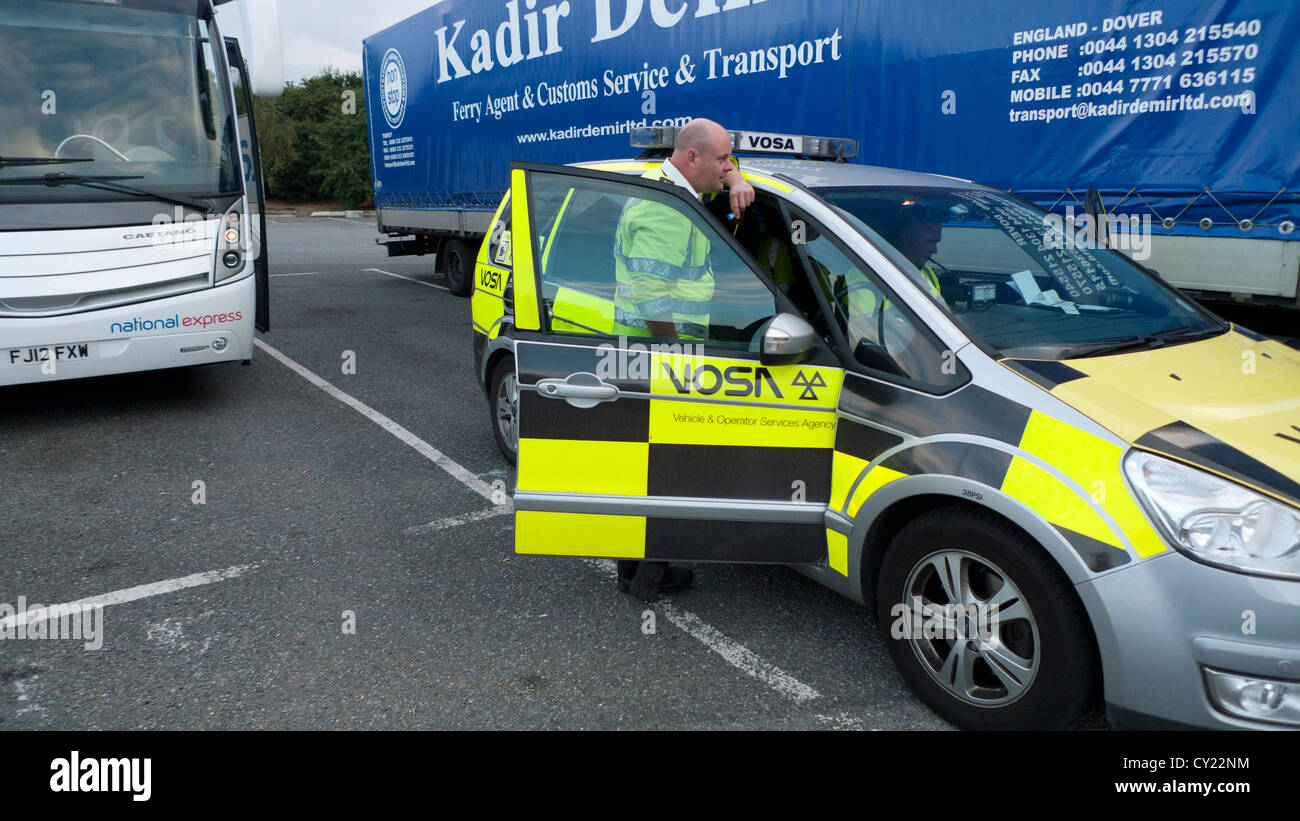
[109,311,243,335]
[381,48,408,129]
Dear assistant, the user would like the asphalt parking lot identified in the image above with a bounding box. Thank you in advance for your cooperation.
[1,216,956,730]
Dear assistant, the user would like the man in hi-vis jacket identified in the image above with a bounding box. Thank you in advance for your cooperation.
[612,117,753,601]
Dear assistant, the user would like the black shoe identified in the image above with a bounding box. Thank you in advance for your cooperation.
[617,561,693,601]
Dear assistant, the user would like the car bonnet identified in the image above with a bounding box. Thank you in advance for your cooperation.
[1002,328,1300,509]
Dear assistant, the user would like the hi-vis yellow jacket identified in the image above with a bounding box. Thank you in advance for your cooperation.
[612,165,714,341]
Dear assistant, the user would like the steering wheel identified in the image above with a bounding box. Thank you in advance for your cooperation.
[879,301,926,377]
[55,134,129,161]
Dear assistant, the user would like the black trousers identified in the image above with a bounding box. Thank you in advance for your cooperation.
[616,560,664,579]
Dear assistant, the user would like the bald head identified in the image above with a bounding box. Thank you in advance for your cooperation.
[674,118,727,154]
[670,118,734,195]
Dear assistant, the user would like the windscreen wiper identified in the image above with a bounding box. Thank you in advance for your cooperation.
[0,156,93,169]
[1058,325,1226,359]
[0,172,211,213]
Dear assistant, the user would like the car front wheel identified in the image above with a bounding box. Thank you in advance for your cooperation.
[876,506,1099,729]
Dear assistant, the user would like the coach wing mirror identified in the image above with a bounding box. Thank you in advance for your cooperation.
[234,0,286,98]
[759,313,816,366]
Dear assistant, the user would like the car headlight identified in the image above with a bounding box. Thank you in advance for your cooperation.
[1123,450,1300,579]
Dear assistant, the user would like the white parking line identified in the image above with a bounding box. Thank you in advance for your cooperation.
[404,506,512,535]
[662,604,821,702]
[253,338,495,503]
[585,559,822,703]
[14,679,46,717]
[814,711,868,730]
[364,267,449,291]
[0,564,258,631]
[270,271,323,278]
[255,336,823,709]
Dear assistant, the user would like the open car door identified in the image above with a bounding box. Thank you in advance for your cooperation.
[507,162,845,564]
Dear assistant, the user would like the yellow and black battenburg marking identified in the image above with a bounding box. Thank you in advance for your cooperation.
[514,341,843,563]
[508,277,1298,578]
[472,262,509,339]
[1006,328,1300,510]
[471,193,512,340]
[516,337,1169,575]
[827,373,1153,574]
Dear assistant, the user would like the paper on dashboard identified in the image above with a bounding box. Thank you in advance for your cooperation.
[1010,270,1080,315]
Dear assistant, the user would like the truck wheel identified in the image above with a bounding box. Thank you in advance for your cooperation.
[487,356,519,464]
[875,506,1098,729]
[440,239,473,297]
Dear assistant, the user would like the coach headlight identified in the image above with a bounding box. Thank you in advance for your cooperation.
[214,203,247,282]
[1124,450,1300,579]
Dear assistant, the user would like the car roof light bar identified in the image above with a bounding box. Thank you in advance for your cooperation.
[631,127,859,161]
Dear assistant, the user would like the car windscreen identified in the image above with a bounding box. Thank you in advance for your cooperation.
[815,185,1223,359]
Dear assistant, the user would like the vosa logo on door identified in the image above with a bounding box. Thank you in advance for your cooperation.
[381,48,407,129]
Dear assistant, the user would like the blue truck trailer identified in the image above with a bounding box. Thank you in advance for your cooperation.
[362,0,1299,303]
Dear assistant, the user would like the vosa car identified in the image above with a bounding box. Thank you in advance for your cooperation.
[470,129,1300,730]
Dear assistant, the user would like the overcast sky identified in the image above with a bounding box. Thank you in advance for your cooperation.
[218,0,443,84]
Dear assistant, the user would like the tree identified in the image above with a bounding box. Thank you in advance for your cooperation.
[252,69,372,208]
[316,73,371,209]
[250,95,298,194]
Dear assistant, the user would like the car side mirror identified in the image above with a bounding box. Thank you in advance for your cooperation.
[759,312,816,366]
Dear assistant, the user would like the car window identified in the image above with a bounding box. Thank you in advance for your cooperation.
[786,208,967,391]
[527,171,775,350]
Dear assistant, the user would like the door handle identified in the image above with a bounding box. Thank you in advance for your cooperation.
[540,382,617,400]
[536,373,617,408]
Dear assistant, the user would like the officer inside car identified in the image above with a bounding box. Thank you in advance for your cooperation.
[888,201,946,299]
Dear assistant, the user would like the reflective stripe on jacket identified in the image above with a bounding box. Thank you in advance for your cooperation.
[613,165,713,340]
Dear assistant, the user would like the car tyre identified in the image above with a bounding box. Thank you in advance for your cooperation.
[876,505,1099,729]
[441,238,473,297]
[488,356,519,464]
